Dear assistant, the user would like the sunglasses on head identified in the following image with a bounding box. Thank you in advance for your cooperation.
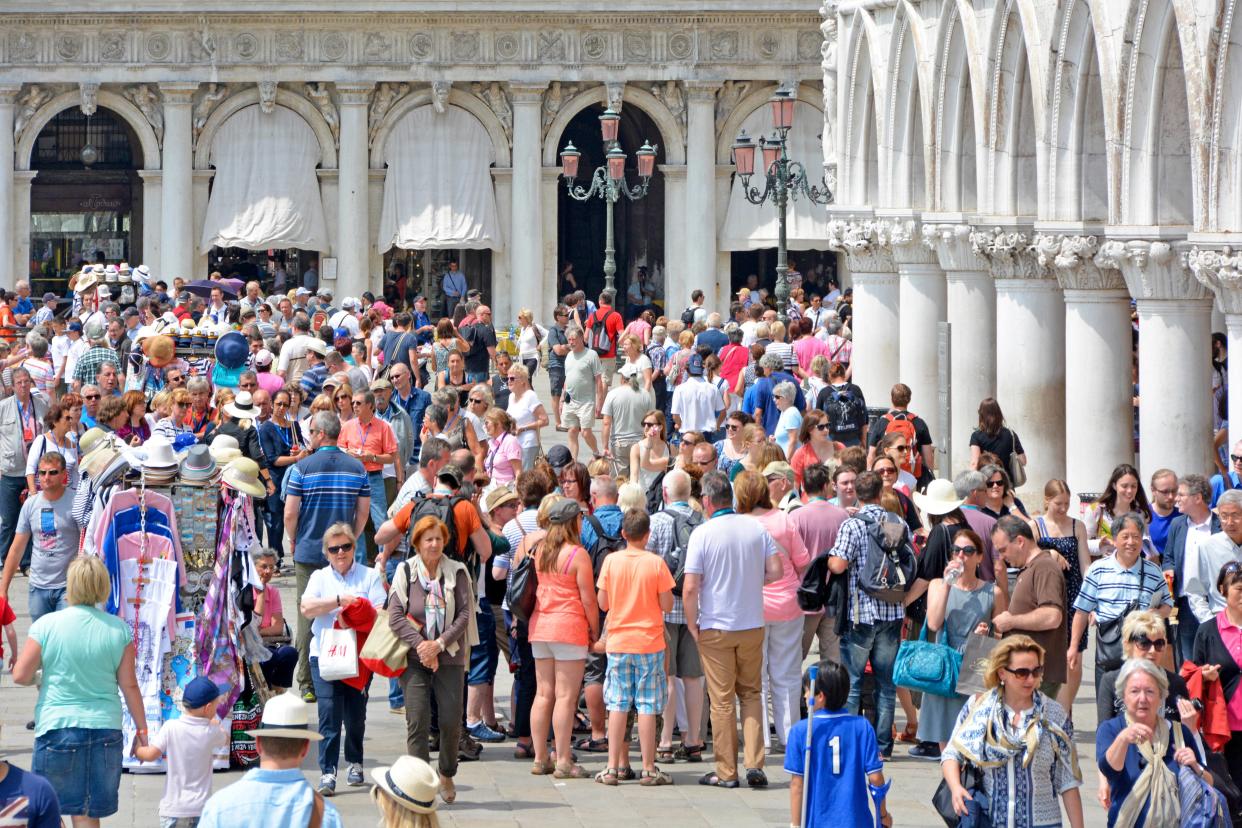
[1130,634,1167,652]
[1003,665,1044,680]
[326,543,354,555]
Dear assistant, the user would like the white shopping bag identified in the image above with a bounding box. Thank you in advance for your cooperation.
[318,628,359,681]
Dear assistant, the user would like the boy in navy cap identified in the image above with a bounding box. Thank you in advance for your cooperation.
[134,676,232,827]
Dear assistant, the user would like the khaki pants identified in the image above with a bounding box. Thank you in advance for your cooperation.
[801,611,841,663]
[294,561,324,693]
[698,627,765,781]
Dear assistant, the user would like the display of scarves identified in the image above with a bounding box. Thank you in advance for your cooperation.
[119,555,177,773]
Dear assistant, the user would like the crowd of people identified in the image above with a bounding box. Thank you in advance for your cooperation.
[0,260,1239,828]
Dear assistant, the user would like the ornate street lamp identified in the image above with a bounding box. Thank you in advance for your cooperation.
[731,87,833,324]
[559,107,657,296]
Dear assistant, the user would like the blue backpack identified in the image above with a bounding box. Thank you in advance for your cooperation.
[1175,725,1233,828]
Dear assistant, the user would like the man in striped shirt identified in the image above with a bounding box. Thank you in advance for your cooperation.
[284,411,371,701]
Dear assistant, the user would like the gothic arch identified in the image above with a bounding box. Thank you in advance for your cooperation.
[194,87,337,170]
[1045,0,1112,222]
[714,83,825,165]
[932,1,985,211]
[883,8,931,209]
[542,85,685,166]
[370,88,511,170]
[983,0,1041,216]
[1118,0,1197,226]
[15,88,161,171]
[840,10,886,206]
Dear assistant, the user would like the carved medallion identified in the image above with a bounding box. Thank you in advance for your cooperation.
[56,33,83,61]
[757,32,778,60]
[275,32,303,62]
[495,33,519,60]
[410,32,434,60]
[582,32,607,61]
[100,32,127,62]
[235,33,260,60]
[451,32,479,61]
[146,32,171,61]
[798,30,822,61]
[321,32,347,61]
[624,33,651,61]
[710,31,738,60]
[364,32,392,61]
[668,32,693,60]
[538,32,565,62]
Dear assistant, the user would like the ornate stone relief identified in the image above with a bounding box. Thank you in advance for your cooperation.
[650,81,686,136]
[79,81,99,117]
[924,223,988,272]
[13,84,51,143]
[1030,234,1125,292]
[365,32,393,62]
[369,82,410,145]
[1189,246,1242,314]
[825,218,896,273]
[431,81,452,115]
[820,6,837,170]
[624,33,652,62]
[538,32,565,62]
[1097,239,1209,302]
[451,32,480,62]
[541,81,579,139]
[605,82,625,114]
[123,84,164,145]
[100,31,127,62]
[10,32,37,62]
[969,227,1048,280]
[757,31,780,60]
[303,82,339,146]
[193,83,229,144]
[884,220,939,265]
[710,31,740,60]
[257,80,277,114]
[494,32,520,61]
[715,80,751,125]
[473,82,512,144]
[320,32,348,62]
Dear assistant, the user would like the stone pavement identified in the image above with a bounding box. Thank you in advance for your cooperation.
[0,368,1110,825]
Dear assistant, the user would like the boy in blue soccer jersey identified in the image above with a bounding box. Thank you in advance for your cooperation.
[786,660,892,828]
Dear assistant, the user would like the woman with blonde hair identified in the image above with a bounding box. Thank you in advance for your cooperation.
[302,392,335,437]
[942,635,1084,828]
[515,308,547,379]
[371,754,444,827]
[619,333,653,392]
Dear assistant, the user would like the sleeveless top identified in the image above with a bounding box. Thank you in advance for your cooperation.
[529,545,590,647]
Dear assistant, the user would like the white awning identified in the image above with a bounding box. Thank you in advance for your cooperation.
[720,101,831,251]
[378,105,503,252]
[199,105,330,253]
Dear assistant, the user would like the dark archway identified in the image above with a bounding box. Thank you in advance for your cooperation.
[29,106,142,292]
[556,104,665,308]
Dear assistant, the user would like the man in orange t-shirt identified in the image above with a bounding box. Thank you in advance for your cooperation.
[339,389,399,560]
[595,509,675,784]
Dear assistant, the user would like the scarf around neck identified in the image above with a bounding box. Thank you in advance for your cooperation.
[1112,714,1178,828]
[949,688,1081,781]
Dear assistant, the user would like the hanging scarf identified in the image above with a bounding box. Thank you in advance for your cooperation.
[194,489,249,718]
[416,556,446,641]
[948,688,1081,779]
[1112,714,1179,828]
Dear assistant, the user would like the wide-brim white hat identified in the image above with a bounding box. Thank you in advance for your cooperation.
[371,755,440,814]
[222,457,266,497]
[224,391,259,420]
[912,478,966,517]
[209,434,242,464]
[140,436,179,471]
[244,690,324,741]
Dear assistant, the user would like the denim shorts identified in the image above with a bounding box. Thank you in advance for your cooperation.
[33,727,123,818]
[604,651,667,715]
[467,604,500,686]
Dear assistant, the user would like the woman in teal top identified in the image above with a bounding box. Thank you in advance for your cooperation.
[13,555,148,825]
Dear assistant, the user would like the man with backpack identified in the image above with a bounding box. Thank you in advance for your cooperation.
[681,289,707,327]
[577,476,627,753]
[585,291,625,387]
[866,383,935,486]
[827,470,918,761]
[815,362,868,447]
[647,469,707,762]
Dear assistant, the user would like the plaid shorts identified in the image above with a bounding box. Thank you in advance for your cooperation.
[603,651,667,715]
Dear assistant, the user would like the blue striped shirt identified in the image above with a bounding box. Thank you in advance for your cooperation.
[286,446,371,565]
[1072,554,1172,622]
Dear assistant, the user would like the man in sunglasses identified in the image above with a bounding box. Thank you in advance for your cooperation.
[1210,438,1242,506]
[0,452,77,620]
[991,516,1068,698]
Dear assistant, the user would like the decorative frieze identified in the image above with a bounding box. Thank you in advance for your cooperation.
[1098,239,1210,302]
[970,226,1050,281]
[1189,246,1242,314]
[1031,234,1126,292]
[122,84,164,145]
[825,218,895,274]
[924,223,988,272]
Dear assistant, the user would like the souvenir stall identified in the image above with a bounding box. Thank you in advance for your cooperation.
[76,426,268,772]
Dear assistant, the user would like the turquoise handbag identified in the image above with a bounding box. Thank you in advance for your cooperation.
[894,622,962,698]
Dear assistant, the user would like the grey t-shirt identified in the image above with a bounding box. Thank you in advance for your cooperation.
[19,489,80,589]
[601,385,655,444]
[563,348,603,405]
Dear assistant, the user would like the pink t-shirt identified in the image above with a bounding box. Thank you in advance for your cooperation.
[792,336,831,373]
[486,433,523,485]
[257,372,285,395]
[253,583,283,632]
[1218,613,1242,730]
[753,509,811,622]
[624,319,651,344]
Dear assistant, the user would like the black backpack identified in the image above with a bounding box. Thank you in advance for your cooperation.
[855,511,917,604]
[405,493,469,565]
[820,384,868,438]
[657,507,704,596]
[583,513,626,577]
[680,306,697,325]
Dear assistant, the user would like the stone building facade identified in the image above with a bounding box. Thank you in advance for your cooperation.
[0,3,826,326]
[823,0,1242,494]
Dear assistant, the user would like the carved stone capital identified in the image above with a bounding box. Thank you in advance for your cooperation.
[0,86,22,107]
[825,218,894,274]
[158,82,198,106]
[684,80,720,103]
[1188,246,1242,315]
[970,226,1049,280]
[924,223,988,272]
[886,220,939,267]
[508,82,547,106]
[1031,234,1126,292]
[1099,239,1209,302]
[79,81,100,117]
[335,82,374,107]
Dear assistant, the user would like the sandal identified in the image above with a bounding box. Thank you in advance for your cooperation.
[573,736,609,753]
[616,766,636,782]
[553,763,589,779]
[640,767,673,786]
[594,767,620,786]
[896,725,919,744]
[514,741,536,760]
[675,742,705,762]
[656,745,676,763]
[573,711,592,734]
[530,758,555,775]
[697,771,739,789]
[745,768,768,788]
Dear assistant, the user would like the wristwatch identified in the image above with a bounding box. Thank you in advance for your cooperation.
[435,638,446,653]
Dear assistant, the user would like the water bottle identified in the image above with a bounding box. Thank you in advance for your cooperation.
[945,564,962,586]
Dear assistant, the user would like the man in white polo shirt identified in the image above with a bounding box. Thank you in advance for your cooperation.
[670,354,724,439]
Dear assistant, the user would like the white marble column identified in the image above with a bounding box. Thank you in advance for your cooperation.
[336,83,373,301]
[510,83,545,317]
[927,223,996,475]
[1190,247,1242,454]
[889,219,946,449]
[137,170,162,277]
[490,168,513,324]
[684,82,718,315]
[1110,239,1213,479]
[973,227,1066,495]
[0,87,17,290]
[159,83,196,281]
[827,218,897,404]
[1040,234,1134,492]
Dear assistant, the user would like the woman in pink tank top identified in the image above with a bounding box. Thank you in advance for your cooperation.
[522,497,599,778]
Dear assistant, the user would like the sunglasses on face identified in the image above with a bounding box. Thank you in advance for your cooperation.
[815,423,830,431]
[274,401,289,407]
[643,421,660,428]
[1003,665,1045,680]
[876,467,897,476]
[1232,454,1242,463]
[893,445,910,453]
[469,397,486,405]
[37,469,61,477]
[952,544,979,556]
[84,394,100,401]
[725,423,739,432]
[986,480,1006,488]
[326,543,354,555]
[1131,634,1168,652]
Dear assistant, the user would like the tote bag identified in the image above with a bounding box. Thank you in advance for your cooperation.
[955,632,997,697]
[318,627,359,681]
[894,622,962,698]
